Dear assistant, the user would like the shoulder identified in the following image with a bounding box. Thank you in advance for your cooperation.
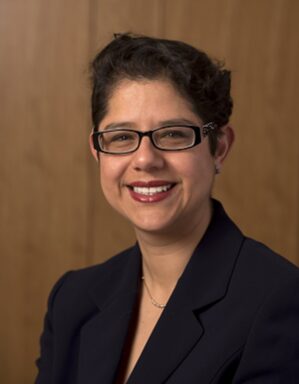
[231,239,299,381]
[229,236,299,311]
[239,236,299,281]
[210,200,299,300]
[47,245,137,317]
[67,245,135,286]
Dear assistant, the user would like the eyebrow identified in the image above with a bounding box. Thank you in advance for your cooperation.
[158,118,198,127]
[102,118,199,131]
[102,122,135,131]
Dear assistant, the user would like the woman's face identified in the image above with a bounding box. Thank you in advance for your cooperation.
[93,79,228,237]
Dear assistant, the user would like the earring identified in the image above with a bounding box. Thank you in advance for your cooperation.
[215,164,221,174]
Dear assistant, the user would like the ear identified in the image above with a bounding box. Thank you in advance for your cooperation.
[89,132,99,162]
[214,125,235,172]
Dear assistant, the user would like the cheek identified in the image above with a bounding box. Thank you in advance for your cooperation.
[99,163,118,210]
[173,148,214,181]
[99,157,126,194]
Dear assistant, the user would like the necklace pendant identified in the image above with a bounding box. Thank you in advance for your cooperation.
[150,298,166,309]
[142,275,167,309]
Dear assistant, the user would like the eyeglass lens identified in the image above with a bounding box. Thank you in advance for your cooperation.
[98,126,197,153]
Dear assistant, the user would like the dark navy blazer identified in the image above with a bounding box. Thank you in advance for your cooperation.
[36,201,299,383]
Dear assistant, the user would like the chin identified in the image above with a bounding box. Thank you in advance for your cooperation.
[130,214,182,236]
[132,219,168,234]
[134,224,173,236]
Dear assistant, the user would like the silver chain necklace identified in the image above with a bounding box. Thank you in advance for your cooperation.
[141,276,167,309]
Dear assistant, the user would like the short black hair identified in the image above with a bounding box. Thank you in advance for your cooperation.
[90,33,233,154]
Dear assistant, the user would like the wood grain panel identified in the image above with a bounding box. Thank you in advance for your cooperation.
[1,0,298,383]
[163,0,299,264]
[0,1,91,382]
[87,0,165,264]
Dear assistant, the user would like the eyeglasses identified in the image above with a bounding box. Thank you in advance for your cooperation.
[92,122,217,155]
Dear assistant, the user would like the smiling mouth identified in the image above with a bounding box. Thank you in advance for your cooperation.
[130,184,173,196]
[126,182,176,196]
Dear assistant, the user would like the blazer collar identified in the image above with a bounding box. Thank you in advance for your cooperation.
[78,200,244,384]
[127,200,244,383]
[90,244,141,312]
[167,199,244,312]
[77,245,142,384]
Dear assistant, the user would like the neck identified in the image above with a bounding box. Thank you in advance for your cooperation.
[136,200,212,294]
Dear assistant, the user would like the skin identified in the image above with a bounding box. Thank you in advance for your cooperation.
[90,78,234,292]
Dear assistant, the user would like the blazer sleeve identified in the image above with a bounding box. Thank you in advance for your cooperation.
[232,274,299,383]
[35,271,73,384]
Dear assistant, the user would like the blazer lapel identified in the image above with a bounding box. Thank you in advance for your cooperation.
[128,201,244,384]
[77,245,141,384]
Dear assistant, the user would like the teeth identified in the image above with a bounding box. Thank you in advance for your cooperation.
[132,184,172,195]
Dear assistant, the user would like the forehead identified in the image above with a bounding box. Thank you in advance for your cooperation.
[100,79,201,128]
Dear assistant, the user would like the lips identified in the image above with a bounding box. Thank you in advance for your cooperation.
[132,184,172,195]
[126,180,176,202]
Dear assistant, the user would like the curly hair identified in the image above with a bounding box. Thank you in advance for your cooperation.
[90,33,233,154]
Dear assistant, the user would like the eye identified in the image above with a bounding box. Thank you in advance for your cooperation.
[110,133,133,142]
[100,130,138,151]
[154,126,195,149]
[161,129,187,138]
[158,127,192,140]
[106,131,136,143]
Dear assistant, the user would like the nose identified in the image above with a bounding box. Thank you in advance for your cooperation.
[131,136,165,171]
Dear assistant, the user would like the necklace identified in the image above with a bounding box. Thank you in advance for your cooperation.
[141,276,167,309]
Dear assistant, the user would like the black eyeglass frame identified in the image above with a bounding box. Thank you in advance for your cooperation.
[92,122,217,154]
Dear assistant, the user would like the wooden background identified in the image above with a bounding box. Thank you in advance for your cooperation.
[0,0,298,382]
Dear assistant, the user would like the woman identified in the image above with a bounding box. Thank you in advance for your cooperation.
[36,34,299,384]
